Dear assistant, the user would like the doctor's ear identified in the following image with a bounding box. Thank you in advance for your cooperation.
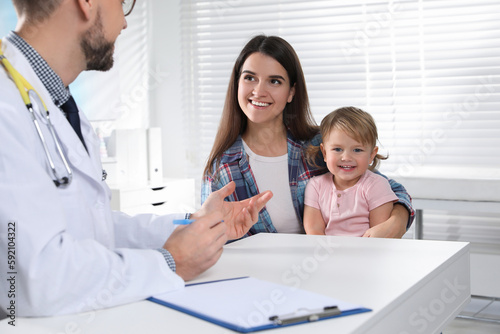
[76,0,95,21]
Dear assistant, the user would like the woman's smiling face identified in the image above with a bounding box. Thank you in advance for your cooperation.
[237,52,295,127]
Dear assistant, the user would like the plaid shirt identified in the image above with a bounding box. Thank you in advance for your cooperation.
[202,131,415,237]
[202,131,325,235]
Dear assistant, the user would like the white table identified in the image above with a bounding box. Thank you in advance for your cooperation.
[0,234,470,334]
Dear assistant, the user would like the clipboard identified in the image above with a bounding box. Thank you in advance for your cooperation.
[149,277,371,332]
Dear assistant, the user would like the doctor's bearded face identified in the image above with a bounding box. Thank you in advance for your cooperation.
[80,9,115,72]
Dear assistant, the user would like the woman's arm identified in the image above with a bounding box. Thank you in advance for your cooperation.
[387,177,415,229]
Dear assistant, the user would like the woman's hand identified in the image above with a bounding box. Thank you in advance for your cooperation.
[192,181,273,240]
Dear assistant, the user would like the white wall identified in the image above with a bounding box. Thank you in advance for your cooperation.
[149,1,187,179]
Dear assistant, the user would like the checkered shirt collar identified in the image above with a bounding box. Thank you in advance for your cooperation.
[7,31,70,107]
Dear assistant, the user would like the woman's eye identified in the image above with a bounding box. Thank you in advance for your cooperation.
[243,75,255,81]
[270,79,282,85]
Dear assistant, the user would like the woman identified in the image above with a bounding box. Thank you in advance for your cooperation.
[202,35,413,238]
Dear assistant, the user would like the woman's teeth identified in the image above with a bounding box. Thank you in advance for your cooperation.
[251,101,270,107]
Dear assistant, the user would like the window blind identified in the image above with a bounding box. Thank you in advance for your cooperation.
[180,0,500,182]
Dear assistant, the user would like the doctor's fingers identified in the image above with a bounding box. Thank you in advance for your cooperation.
[173,239,224,281]
[202,227,226,264]
[187,224,226,271]
[204,220,228,248]
[189,212,225,231]
[183,216,228,248]
[204,243,224,270]
[185,241,224,281]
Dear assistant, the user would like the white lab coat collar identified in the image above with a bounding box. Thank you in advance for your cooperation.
[2,37,105,190]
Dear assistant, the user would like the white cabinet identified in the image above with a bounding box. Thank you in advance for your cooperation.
[109,178,195,216]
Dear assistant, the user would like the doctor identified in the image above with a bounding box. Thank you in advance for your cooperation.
[0,0,272,317]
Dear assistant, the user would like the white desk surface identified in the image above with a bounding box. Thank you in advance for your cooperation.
[1,234,470,334]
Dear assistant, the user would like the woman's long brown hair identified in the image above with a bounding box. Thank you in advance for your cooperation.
[203,35,318,179]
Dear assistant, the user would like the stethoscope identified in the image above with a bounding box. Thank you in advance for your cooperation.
[0,40,72,187]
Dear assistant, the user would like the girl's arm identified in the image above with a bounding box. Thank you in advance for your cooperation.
[368,202,395,228]
[304,205,326,235]
[363,203,408,238]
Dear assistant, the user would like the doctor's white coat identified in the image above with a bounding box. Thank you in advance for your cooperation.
[0,38,184,317]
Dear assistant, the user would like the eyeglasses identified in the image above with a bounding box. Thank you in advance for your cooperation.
[123,0,136,17]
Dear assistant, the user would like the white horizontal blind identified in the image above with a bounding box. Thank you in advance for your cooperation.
[73,1,150,134]
[180,0,500,181]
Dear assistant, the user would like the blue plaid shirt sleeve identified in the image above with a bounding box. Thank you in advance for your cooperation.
[201,174,213,205]
[201,165,234,205]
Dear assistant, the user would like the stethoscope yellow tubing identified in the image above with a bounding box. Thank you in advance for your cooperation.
[0,41,48,110]
[0,40,72,187]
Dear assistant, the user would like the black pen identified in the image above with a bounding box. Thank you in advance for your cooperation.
[269,306,341,325]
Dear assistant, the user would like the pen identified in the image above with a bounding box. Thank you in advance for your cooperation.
[173,219,195,225]
[269,306,340,325]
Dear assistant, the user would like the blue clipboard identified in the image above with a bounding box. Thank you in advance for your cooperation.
[148,277,371,333]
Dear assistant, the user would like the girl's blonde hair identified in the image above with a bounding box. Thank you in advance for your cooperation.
[307,106,387,171]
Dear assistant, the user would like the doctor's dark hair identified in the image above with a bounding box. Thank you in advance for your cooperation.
[203,35,318,179]
[12,0,63,24]
[306,106,388,172]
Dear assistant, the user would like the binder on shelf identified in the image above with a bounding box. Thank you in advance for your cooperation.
[147,127,163,184]
[149,277,371,333]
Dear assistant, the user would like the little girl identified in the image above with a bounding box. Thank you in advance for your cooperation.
[304,107,398,236]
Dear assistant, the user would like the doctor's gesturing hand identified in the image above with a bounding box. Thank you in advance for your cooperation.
[164,182,273,281]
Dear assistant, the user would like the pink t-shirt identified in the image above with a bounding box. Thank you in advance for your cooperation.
[304,171,398,236]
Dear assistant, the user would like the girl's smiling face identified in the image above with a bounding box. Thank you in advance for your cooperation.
[321,128,378,190]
